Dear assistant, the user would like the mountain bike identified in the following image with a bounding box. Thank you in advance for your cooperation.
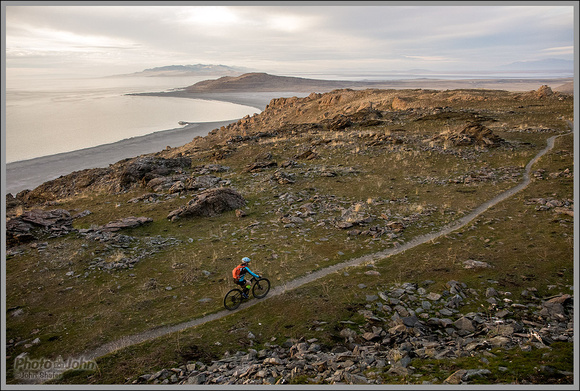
[224,276,271,310]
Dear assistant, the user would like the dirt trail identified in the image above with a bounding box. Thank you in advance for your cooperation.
[74,128,573,366]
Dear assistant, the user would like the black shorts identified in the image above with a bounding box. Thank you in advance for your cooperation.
[234,278,247,289]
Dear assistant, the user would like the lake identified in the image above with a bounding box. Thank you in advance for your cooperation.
[4,75,261,163]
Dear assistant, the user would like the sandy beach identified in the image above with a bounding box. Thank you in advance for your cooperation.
[4,77,573,196]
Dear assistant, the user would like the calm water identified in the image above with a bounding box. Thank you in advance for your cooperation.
[4,76,260,163]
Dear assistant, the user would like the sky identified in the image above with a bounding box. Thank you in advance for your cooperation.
[2,1,577,78]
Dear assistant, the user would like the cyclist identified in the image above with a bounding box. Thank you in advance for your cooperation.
[232,257,260,298]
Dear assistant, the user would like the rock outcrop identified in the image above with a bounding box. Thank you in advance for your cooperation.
[117,156,192,190]
[15,167,113,205]
[533,85,554,99]
[168,188,246,221]
[9,156,194,207]
[6,209,75,245]
[428,122,506,148]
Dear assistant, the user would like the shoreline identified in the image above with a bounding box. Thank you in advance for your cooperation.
[4,78,573,195]
[4,92,303,195]
[4,91,294,195]
[4,119,236,196]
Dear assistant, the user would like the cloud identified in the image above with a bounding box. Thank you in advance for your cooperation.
[8,25,139,53]
[541,46,575,56]
[4,3,576,76]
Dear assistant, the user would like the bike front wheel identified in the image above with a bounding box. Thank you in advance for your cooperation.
[252,278,271,299]
[224,289,243,310]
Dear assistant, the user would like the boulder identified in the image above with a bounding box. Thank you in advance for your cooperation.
[463,259,492,269]
[271,170,295,185]
[321,114,353,131]
[244,161,278,173]
[428,122,505,148]
[386,221,405,232]
[168,188,246,221]
[454,317,475,333]
[101,216,153,232]
[534,85,554,99]
[117,156,192,189]
[6,209,74,246]
[336,203,372,229]
[19,209,72,228]
[293,150,318,160]
[540,294,572,320]
[147,177,176,192]
[5,193,22,212]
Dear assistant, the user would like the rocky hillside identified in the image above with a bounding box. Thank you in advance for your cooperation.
[172,85,570,154]
[5,85,574,385]
[8,86,568,208]
[135,280,573,385]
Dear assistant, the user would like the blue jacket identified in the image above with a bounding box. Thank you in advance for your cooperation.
[237,265,259,282]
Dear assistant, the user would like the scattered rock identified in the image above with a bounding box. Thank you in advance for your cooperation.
[136,279,574,385]
[463,259,492,269]
[271,170,295,185]
[293,150,318,160]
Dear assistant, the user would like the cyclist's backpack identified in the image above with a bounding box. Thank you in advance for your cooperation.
[232,264,244,280]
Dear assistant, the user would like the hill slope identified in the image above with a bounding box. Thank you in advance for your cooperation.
[5,86,574,385]
[184,72,369,92]
[181,72,575,94]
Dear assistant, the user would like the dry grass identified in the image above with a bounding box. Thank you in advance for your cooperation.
[5,88,574,384]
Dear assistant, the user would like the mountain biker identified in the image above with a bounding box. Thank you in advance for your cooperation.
[232,257,260,299]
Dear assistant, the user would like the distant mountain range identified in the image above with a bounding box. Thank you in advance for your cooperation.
[114,60,573,79]
[498,58,574,71]
[115,64,252,77]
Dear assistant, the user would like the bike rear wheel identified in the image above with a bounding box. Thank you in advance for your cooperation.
[252,278,271,299]
[224,289,243,310]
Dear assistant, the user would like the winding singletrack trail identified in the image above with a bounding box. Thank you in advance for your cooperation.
[79,129,572,364]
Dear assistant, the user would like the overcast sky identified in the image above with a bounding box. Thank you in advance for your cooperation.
[3,1,576,78]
